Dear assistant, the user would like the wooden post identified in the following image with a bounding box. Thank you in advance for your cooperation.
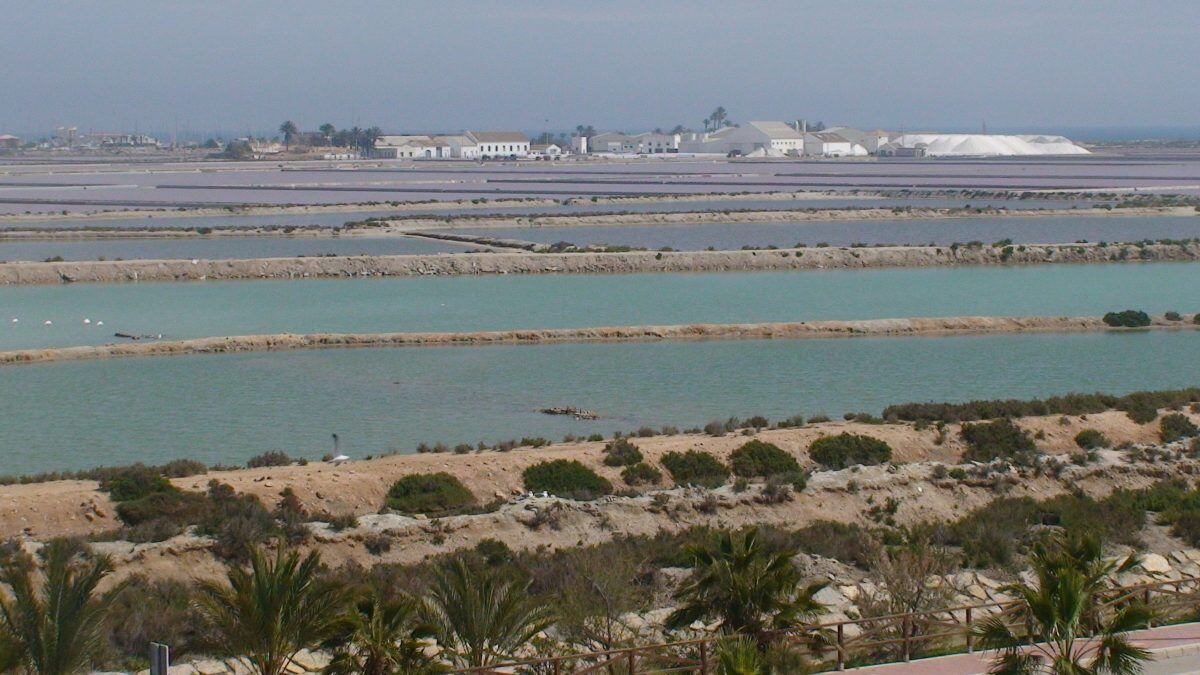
[1145,588,1153,628]
[837,623,845,670]
[965,607,974,654]
[628,648,636,674]
[698,642,707,674]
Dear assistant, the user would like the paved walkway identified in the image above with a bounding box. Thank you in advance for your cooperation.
[845,622,1200,674]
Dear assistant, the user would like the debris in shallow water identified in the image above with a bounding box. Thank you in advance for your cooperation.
[540,406,599,420]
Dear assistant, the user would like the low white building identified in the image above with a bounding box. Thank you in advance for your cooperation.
[467,131,530,158]
[678,121,804,156]
[803,131,868,157]
[589,132,637,154]
[371,135,452,159]
[823,127,892,154]
[531,143,563,157]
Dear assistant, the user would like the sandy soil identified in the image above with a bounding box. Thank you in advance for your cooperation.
[1,205,1187,239]
[2,315,1194,366]
[1,409,1188,564]
[0,190,879,224]
[2,241,1197,285]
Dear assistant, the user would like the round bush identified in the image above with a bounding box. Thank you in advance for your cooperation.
[602,438,644,467]
[808,433,893,470]
[1102,310,1151,328]
[523,460,613,500]
[1161,413,1200,443]
[101,465,176,502]
[1073,429,1111,450]
[621,462,662,486]
[960,419,1037,463]
[661,450,730,488]
[385,472,477,515]
[729,440,800,478]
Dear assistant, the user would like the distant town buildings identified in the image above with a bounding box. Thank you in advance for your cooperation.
[369,131,530,159]
[0,135,20,150]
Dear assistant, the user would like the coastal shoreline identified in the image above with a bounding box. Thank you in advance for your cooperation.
[3,314,1193,365]
[1,241,1197,285]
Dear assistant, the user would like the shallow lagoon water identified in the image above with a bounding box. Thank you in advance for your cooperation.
[2,331,1197,473]
[1,263,1198,350]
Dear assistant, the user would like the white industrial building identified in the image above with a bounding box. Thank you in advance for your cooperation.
[587,131,679,154]
[468,131,530,158]
[802,131,868,157]
[678,121,805,156]
[371,135,452,159]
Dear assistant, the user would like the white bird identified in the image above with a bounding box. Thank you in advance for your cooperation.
[83,318,91,324]
[329,454,350,466]
[10,318,16,323]
[43,320,52,325]
[96,321,104,326]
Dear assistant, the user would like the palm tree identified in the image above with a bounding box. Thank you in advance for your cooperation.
[421,559,554,668]
[324,590,445,675]
[666,528,826,640]
[975,534,1152,674]
[0,540,116,674]
[715,636,766,674]
[198,545,351,675]
[318,123,335,146]
[279,121,299,150]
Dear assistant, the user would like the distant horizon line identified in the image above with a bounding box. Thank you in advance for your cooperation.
[6,123,1200,143]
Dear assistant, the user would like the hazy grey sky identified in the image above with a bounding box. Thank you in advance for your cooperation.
[2,0,1197,135]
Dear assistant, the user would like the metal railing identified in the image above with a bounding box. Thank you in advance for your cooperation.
[451,575,1200,673]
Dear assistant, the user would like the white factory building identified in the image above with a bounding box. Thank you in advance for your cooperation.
[370,131,530,159]
[678,121,806,156]
[588,132,680,154]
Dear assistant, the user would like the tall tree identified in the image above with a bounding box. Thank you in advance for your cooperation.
[318,123,336,145]
[325,591,445,675]
[421,560,553,668]
[666,528,826,640]
[198,546,351,675]
[975,534,1152,674]
[278,121,299,150]
[0,540,117,675]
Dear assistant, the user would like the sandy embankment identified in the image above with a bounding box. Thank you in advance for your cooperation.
[2,241,1198,285]
[1,315,1194,366]
[374,205,1194,232]
[1,205,1187,240]
[0,189,877,224]
[1,409,1191,582]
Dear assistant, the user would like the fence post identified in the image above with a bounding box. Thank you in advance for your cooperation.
[902,614,911,662]
[840,619,849,667]
[149,643,169,675]
[965,607,974,654]
[1145,588,1154,628]
[553,658,561,675]
[699,641,707,674]
[628,647,636,674]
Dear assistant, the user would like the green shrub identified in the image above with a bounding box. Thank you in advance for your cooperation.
[1165,311,1182,321]
[960,419,1037,463]
[786,521,880,569]
[661,450,730,488]
[808,433,893,470]
[1102,309,1151,328]
[1073,429,1111,450]
[100,465,176,502]
[246,451,293,468]
[115,490,206,526]
[197,481,277,561]
[729,440,800,478]
[621,462,662,486]
[602,438,644,467]
[523,460,612,500]
[882,388,1200,424]
[1161,413,1200,443]
[385,472,477,515]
